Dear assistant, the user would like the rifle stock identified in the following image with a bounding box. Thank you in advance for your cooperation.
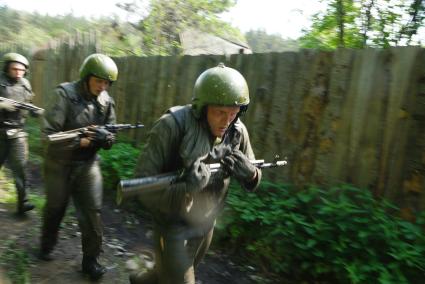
[116,159,287,205]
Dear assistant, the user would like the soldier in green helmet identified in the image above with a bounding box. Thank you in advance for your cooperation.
[129,63,262,284]
[0,52,42,215]
[39,53,118,280]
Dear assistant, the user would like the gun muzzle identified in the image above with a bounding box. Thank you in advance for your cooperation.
[116,173,178,205]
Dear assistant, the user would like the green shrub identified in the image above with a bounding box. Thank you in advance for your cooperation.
[25,116,43,158]
[0,240,30,284]
[216,183,425,283]
[98,142,142,190]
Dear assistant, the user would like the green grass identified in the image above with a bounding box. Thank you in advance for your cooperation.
[0,240,30,284]
[0,168,16,203]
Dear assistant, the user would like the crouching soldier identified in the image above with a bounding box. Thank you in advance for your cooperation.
[130,63,262,284]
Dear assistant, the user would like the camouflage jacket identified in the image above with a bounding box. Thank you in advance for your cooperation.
[135,105,261,230]
[0,72,34,137]
[43,80,116,161]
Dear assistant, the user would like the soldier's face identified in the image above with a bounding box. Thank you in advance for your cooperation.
[206,105,240,138]
[8,62,26,80]
[88,76,111,96]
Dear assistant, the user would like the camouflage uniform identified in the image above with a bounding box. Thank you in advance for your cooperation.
[0,62,37,214]
[40,53,118,280]
[40,80,115,265]
[132,64,261,284]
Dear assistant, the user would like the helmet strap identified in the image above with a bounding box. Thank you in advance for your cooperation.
[238,105,249,116]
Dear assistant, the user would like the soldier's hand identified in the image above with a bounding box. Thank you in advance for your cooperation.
[0,100,17,112]
[221,149,257,182]
[86,127,115,144]
[80,137,92,148]
[185,157,211,192]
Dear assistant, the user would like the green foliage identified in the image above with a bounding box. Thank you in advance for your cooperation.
[300,0,363,49]
[0,168,15,196]
[0,5,145,56]
[0,240,30,284]
[98,142,141,190]
[117,0,244,55]
[25,117,43,159]
[245,29,300,53]
[0,6,93,48]
[216,183,425,283]
[0,1,247,57]
[300,0,425,49]
[28,193,46,214]
[0,170,44,216]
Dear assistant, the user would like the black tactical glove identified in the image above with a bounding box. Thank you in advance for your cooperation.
[185,157,211,192]
[87,127,115,149]
[221,149,257,182]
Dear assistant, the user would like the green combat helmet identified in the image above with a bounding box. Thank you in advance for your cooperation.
[79,53,118,82]
[2,52,29,70]
[192,63,249,118]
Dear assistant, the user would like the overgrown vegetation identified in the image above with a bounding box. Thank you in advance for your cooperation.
[1,0,423,57]
[117,0,244,56]
[0,0,245,56]
[98,142,142,191]
[300,0,425,49]
[215,183,425,283]
[96,142,425,283]
[0,170,41,284]
[245,29,300,53]
[0,240,30,284]
[25,117,43,159]
[2,126,424,283]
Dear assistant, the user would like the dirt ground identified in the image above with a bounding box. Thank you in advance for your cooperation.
[0,163,265,284]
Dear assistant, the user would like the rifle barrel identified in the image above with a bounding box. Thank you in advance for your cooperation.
[0,97,44,112]
[47,123,144,143]
[116,158,288,205]
[116,172,179,205]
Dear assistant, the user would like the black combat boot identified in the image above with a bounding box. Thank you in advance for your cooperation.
[17,201,35,215]
[82,256,106,281]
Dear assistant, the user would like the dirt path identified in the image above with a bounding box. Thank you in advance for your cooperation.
[0,165,261,284]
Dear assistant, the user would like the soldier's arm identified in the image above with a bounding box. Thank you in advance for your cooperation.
[105,96,117,124]
[42,89,81,150]
[132,114,187,212]
[134,114,180,178]
[95,96,117,150]
[238,122,262,192]
[23,78,42,117]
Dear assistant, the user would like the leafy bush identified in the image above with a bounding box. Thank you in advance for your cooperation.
[98,142,142,191]
[25,116,43,158]
[95,142,425,283]
[0,240,30,284]
[216,183,425,283]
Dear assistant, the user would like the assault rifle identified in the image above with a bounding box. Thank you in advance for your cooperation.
[0,97,44,114]
[116,158,287,205]
[47,123,144,144]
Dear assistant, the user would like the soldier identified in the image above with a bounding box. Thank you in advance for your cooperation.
[0,52,42,215]
[130,63,262,284]
[39,53,118,280]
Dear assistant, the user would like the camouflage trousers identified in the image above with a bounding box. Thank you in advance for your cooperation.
[0,132,29,206]
[41,157,104,258]
[131,223,214,284]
